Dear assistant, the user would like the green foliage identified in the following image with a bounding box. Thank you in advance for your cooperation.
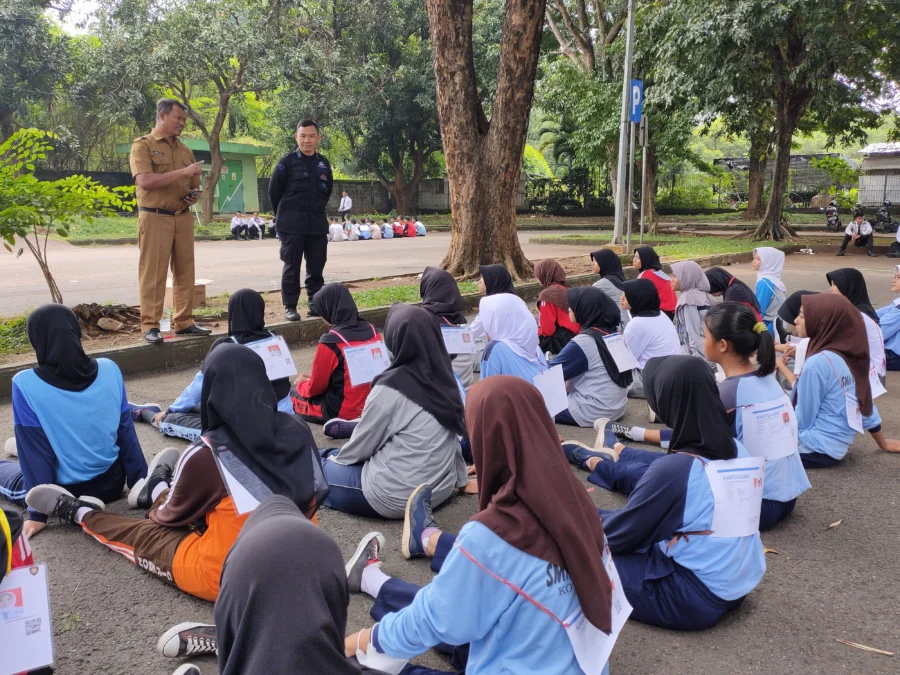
[809,157,860,188]
[523,145,554,178]
[0,314,29,357]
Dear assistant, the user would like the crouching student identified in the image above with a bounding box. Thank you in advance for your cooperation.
[753,247,787,335]
[134,290,293,443]
[317,304,468,519]
[550,288,630,427]
[620,279,681,398]
[775,294,900,463]
[535,259,580,355]
[0,305,147,538]
[420,266,476,388]
[563,356,766,630]
[292,284,381,430]
[633,246,677,319]
[671,260,716,364]
[877,266,900,371]
[25,345,326,602]
[344,376,617,675]
[479,293,548,382]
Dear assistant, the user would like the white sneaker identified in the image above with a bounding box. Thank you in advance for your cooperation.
[4,437,16,458]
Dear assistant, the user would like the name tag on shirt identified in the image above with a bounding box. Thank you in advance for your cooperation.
[344,341,391,387]
[740,396,798,461]
[244,336,297,381]
[533,365,568,417]
[869,366,887,399]
[207,440,273,515]
[441,325,476,354]
[0,563,54,675]
[564,545,632,674]
[845,395,864,434]
[602,334,640,372]
[704,457,765,538]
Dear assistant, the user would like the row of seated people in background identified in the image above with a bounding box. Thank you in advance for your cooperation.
[229,212,274,240]
[330,216,426,242]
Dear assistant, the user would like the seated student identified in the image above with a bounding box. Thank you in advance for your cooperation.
[329,217,345,242]
[774,290,816,345]
[469,263,516,343]
[836,213,876,257]
[246,212,265,239]
[705,267,762,320]
[344,376,616,675]
[534,259,580,355]
[369,218,382,240]
[775,293,900,463]
[550,287,630,427]
[25,345,326,602]
[826,268,886,384]
[633,246,677,319]
[877,265,900,371]
[420,266,477,388]
[753,247,787,335]
[229,212,249,240]
[479,293,548,382]
[603,303,811,530]
[266,215,278,239]
[405,216,417,239]
[359,219,372,240]
[671,260,716,364]
[563,356,766,630]
[591,248,630,328]
[620,279,681,399]
[347,219,361,241]
[134,289,293,443]
[414,216,426,236]
[292,284,381,428]
[0,305,147,539]
[318,304,467,519]
[392,218,405,238]
[381,218,394,239]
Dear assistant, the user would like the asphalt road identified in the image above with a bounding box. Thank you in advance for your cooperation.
[2,258,900,674]
[0,231,598,315]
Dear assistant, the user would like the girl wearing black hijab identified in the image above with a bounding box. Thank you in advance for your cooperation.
[619,279,681,399]
[562,356,766,630]
[26,344,327,602]
[826,268,887,384]
[591,248,630,328]
[293,283,382,430]
[705,267,762,321]
[135,289,295,442]
[419,266,476,387]
[1,305,147,538]
[548,287,632,427]
[632,246,677,317]
[318,304,468,519]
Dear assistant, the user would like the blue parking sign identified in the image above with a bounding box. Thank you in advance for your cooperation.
[629,80,643,123]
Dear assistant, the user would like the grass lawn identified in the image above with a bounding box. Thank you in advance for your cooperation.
[0,315,29,357]
[529,233,782,259]
[62,216,232,242]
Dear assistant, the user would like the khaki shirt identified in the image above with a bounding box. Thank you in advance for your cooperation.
[129,129,201,211]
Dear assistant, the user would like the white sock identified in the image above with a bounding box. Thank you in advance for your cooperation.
[630,427,646,442]
[74,507,92,524]
[360,564,390,599]
[151,481,169,502]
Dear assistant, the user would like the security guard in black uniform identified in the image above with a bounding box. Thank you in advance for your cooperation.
[269,119,333,321]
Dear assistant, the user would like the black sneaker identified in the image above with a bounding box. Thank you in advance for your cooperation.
[307,304,321,318]
[835,250,846,256]
[285,308,301,322]
[129,402,162,423]
[157,622,218,658]
[868,251,878,257]
[593,418,623,449]
[345,532,385,593]
[171,666,201,675]
[25,485,105,525]
[561,442,616,471]
[175,325,212,336]
[402,484,437,560]
[323,418,360,439]
[128,448,180,509]
[144,328,164,344]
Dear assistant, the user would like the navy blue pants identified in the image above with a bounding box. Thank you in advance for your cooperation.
[554,408,579,426]
[799,451,842,469]
[886,349,900,372]
[0,458,126,509]
[318,448,382,518]
[588,446,664,494]
[759,497,796,531]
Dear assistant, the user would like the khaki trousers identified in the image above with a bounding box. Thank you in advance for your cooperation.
[137,211,196,331]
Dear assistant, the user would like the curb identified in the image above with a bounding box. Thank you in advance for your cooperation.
[0,248,776,398]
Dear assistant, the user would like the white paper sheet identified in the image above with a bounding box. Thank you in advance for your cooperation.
[704,457,765,538]
[845,395,864,434]
[0,563,54,675]
[344,341,392,386]
[440,326,476,354]
[533,365,568,417]
[740,396,798,461]
[245,335,298,381]
[602,334,640,372]
[209,444,273,515]
[356,640,409,674]
[869,367,887,399]
[792,338,810,375]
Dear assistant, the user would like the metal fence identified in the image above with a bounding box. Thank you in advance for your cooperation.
[859,172,900,206]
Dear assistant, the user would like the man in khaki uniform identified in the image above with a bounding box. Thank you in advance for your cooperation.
[130,98,211,343]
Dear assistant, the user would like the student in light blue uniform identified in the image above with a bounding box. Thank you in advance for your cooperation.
[132,289,294,442]
[775,293,900,464]
[0,305,147,538]
[343,376,616,675]
[550,287,630,426]
[563,356,766,630]
[753,247,787,335]
[479,293,548,382]
[876,265,900,371]
[381,219,394,239]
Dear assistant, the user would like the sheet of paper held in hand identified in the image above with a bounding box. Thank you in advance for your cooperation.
[440,325,477,354]
[704,457,765,538]
[246,335,298,381]
[344,340,392,386]
[0,563,54,675]
[209,442,273,515]
[602,334,640,372]
[740,396,798,461]
[533,365,568,417]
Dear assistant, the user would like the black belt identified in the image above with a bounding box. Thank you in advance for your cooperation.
[139,206,190,216]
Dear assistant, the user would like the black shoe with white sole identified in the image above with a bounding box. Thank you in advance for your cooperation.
[157,622,218,658]
[171,665,201,675]
[25,485,104,525]
[129,448,180,509]
[175,325,212,336]
[345,532,385,593]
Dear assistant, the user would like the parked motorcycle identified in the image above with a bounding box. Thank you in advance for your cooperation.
[822,201,842,232]
[872,201,898,234]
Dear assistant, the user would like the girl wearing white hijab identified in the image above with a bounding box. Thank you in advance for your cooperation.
[671,260,717,364]
[479,293,548,383]
[753,247,787,336]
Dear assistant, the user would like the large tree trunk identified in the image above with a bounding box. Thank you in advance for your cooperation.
[755,95,805,240]
[427,0,546,280]
[744,133,769,220]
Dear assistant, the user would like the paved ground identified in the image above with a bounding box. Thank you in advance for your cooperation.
[0,231,599,315]
[2,257,900,674]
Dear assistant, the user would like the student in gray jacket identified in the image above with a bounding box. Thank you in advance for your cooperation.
[318,304,468,518]
[671,261,717,366]
[590,249,630,329]
[549,287,632,427]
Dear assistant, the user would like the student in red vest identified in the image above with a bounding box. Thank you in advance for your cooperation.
[534,259,580,355]
[392,218,406,238]
[405,216,417,239]
[292,284,382,437]
[633,246,677,319]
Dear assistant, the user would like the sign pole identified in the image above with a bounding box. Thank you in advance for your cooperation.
[639,114,648,245]
[626,121,636,254]
[612,0,637,245]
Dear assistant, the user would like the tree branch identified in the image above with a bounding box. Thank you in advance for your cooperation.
[546,12,583,68]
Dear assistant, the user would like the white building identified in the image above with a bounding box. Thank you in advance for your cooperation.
[859,142,900,206]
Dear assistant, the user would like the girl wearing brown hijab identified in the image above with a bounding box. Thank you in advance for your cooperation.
[341,376,616,675]
[777,294,900,466]
[534,259,580,355]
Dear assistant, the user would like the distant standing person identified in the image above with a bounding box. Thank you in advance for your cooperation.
[130,98,211,343]
[269,120,334,322]
[338,190,352,220]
